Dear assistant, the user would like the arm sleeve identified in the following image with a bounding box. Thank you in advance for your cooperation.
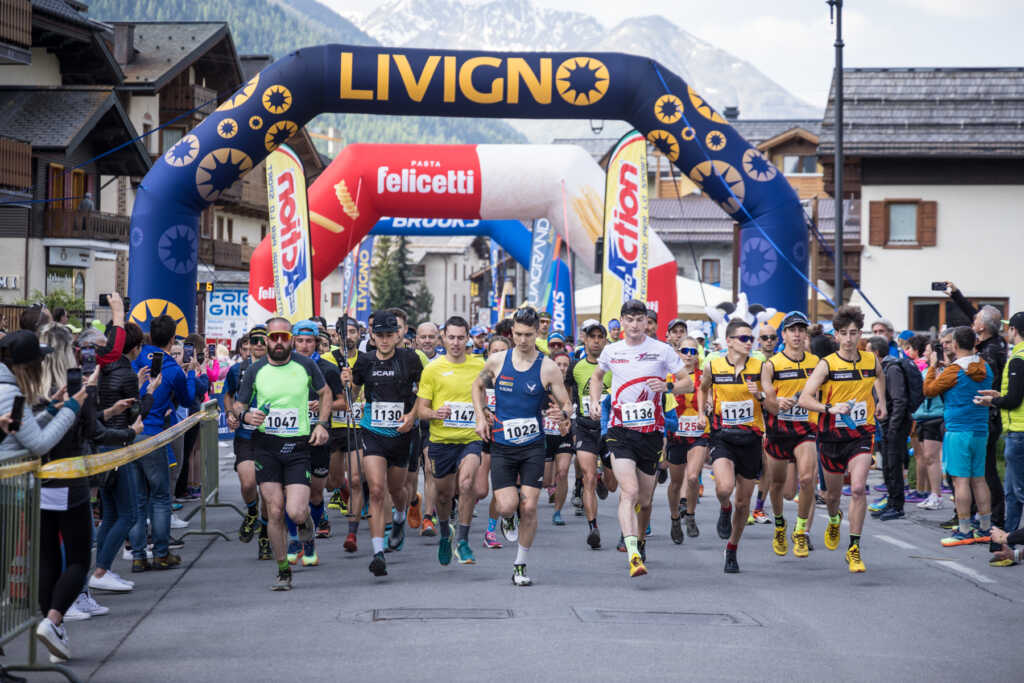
[885,365,909,433]
[407,350,423,384]
[96,326,126,367]
[325,366,344,398]
[950,289,978,321]
[235,364,257,407]
[993,357,1024,411]
[138,392,155,419]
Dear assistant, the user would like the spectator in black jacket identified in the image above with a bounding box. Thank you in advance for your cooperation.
[868,336,911,520]
[944,282,1007,539]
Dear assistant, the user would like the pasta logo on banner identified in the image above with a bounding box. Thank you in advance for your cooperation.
[601,131,649,326]
[267,144,314,323]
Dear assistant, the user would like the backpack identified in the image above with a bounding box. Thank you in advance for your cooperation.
[899,357,925,414]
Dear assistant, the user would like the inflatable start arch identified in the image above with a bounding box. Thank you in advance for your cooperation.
[127,45,806,331]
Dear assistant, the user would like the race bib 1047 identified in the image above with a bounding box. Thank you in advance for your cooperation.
[264,408,299,436]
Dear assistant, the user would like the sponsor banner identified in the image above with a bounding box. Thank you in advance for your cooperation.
[339,249,357,319]
[354,237,374,325]
[267,144,314,323]
[204,288,249,343]
[488,239,501,326]
[525,217,557,311]
[548,259,574,334]
[600,131,649,328]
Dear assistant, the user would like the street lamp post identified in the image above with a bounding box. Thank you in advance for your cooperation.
[828,0,845,305]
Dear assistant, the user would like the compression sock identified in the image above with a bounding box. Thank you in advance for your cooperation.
[487,517,498,533]
[979,513,992,532]
[371,537,385,554]
[515,544,530,566]
[959,518,972,534]
[457,524,470,543]
[277,560,289,572]
[829,513,841,526]
[393,509,407,524]
[348,520,359,535]
[309,502,324,527]
[721,504,732,514]
[774,514,785,528]
[849,534,861,548]
[624,535,639,556]
[795,517,808,533]
[588,519,598,530]
[439,519,451,540]
[285,514,298,541]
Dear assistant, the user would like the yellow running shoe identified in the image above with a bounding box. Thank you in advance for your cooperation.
[845,544,865,573]
[792,531,809,558]
[772,525,788,556]
[629,553,648,577]
[824,512,842,551]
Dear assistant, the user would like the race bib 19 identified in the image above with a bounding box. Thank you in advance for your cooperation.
[370,401,404,429]
[620,400,655,428]
[264,408,299,436]
[502,417,539,444]
[442,401,475,429]
[849,401,869,426]
[721,400,755,426]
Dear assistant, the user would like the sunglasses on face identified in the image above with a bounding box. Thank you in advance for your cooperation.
[679,347,698,356]
[730,335,754,343]
[760,335,777,341]
[249,336,267,346]
[268,332,292,343]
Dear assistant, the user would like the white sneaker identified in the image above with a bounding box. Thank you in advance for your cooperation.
[76,591,110,616]
[108,571,134,587]
[170,514,190,529]
[62,602,92,622]
[122,547,154,561]
[918,493,943,510]
[89,572,133,592]
[35,618,70,659]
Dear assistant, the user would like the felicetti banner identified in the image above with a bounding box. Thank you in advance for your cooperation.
[267,144,314,324]
[601,130,649,327]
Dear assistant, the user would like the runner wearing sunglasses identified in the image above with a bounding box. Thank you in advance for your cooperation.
[666,337,708,542]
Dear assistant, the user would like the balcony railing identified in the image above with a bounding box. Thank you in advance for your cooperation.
[0,0,31,50]
[200,238,243,270]
[0,136,29,191]
[161,83,218,119]
[240,242,254,266]
[44,209,129,242]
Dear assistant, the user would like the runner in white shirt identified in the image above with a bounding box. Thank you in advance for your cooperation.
[589,300,692,578]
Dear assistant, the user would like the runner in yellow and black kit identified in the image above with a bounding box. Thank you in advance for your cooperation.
[761,311,819,558]
[799,305,886,573]
[665,336,708,543]
[698,318,764,574]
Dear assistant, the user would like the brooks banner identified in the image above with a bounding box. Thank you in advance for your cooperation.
[549,258,574,334]
[525,218,558,312]
[601,130,649,327]
[354,237,375,325]
[267,144,314,323]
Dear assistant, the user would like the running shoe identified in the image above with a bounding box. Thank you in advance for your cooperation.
[171,502,183,511]
[369,551,387,576]
[679,497,687,512]
[941,484,953,494]
[746,513,756,526]
[841,485,852,496]
[825,512,842,551]
[572,481,583,508]
[298,516,315,542]
[917,493,943,510]
[616,534,626,552]
[639,538,647,562]
[501,515,519,543]
[360,501,370,519]
[772,523,788,556]
[75,591,110,616]
[343,532,358,553]
[940,514,959,530]
[587,526,601,549]
[552,510,566,526]
[547,487,556,504]
[483,531,502,549]
[512,564,532,586]
[645,523,652,536]
[724,547,739,574]
[387,522,405,552]
[845,544,866,572]
[716,508,732,540]
[271,568,292,591]
[438,535,453,565]
[258,536,273,561]
[989,553,1017,567]
[685,514,699,538]
[316,517,331,539]
[878,507,905,521]
[872,484,888,493]
[239,510,258,543]
[941,529,976,547]
[407,495,422,529]
[35,619,70,660]
[752,509,770,524]
[287,540,303,565]
[670,517,684,545]
[868,496,888,515]
[455,539,476,565]
[63,601,91,622]
[301,540,319,566]
[698,483,704,498]
[170,514,189,529]
[657,468,668,485]
[792,531,810,558]
[629,553,647,577]
[153,553,181,570]
[328,489,343,510]
[421,518,437,537]
[815,492,827,507]
[88,572,132,592]
[905,490,928,503]
[596,479,609,500]
[973,528,992,545]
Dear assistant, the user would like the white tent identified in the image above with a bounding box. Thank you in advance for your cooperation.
[574,276,732,317]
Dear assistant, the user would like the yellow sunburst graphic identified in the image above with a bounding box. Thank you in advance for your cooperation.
[217,118,238,139]
[195,148,253,202]
[555,57,609,106]
[647,130,679,162]
[742,148,778,182]
[265,120,299,152]
[689,160,745,214]
[653,94,684,124]
[335,180,359,220]
[687,86,726,124]
[705,130,727,152]
[216,75,259,113]
[163,134,200,168]
[249,115,264,130]
[129,299,189,338]
[262,84,293,115]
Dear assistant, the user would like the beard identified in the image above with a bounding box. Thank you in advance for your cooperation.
[269,344,290,362]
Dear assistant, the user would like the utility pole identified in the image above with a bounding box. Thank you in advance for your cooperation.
[828,0,845,305]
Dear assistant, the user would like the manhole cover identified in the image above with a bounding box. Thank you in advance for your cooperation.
[370,608,514,622]
[572,608,759,626]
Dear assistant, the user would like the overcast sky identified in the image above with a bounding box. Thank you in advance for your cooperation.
[330,0,1023,106]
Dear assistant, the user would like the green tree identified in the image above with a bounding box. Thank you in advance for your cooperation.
[371,236,417,315]
[411,282,435,326]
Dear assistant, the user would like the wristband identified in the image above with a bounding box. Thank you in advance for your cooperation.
[824,403,832,414]
[666,381,674,393]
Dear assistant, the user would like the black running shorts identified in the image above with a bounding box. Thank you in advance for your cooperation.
[709,430,763,481]
[490,440,546,490]
[666,436,708,466]
[765,432,816,463]
[605,427,664,476]
[819,434,873,474]
[253,433,311,487]
[361,429,412,469]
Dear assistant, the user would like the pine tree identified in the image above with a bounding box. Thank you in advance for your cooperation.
[411,282,435,325]
[370,236,416,314]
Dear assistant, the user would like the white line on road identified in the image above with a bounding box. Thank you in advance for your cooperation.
[933,560,996,584]
[874,534,919,551]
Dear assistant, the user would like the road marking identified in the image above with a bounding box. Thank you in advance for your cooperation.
[874,534,918,551]
[933,560,995,584]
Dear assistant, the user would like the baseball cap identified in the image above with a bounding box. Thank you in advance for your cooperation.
[548,331,565,344]
[580,318,605,335]
[470,325,485,336]
[292,320,319,336]
[372,311,399,334]
[0,330,53,366]
[646,309,658,322]
[780,311,810,330]
[667,318,687,332]
[897,329,914,342]
[539,311,552,321]
[1008,311,1024,335]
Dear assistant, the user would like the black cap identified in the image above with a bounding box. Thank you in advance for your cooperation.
[781,311,811,330]
[0,330,53,365]
[667,318,687,331]
[646,309,658,322]
[371,311,399,334]
[1008,311,1024,335]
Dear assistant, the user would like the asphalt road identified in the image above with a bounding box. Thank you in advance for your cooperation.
[5,441,1023,682]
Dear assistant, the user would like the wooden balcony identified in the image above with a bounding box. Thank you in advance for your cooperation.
[200,238,243,270]
[240,169,267,210]
[161,83,218,120]
[0,0,31,62]
[240,242,255,266]
[0,136,30,190]
[44,209,129,242]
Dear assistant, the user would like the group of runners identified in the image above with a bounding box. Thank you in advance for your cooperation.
[220,300,886,590]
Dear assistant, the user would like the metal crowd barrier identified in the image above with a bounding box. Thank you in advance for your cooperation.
[180,400,245,541]
[0,399,231,682]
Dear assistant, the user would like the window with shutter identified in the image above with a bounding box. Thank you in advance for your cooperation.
[918,201,937,246]
[868,201,885,246]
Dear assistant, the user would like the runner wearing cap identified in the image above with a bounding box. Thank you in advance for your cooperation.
[341,310,422,577]
[645,309,658,339]
[547,332,566,357]
[536,312,552,354]
[589,300,691,577]
[470,326,487,355]
[232,318,332,590]
[666,319,688,350]
[570,318,612,549]
[761,312,820,558]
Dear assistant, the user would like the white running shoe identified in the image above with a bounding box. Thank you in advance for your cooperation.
[62,602,92,622]
[170,514,190,529]
[89,572,133,592]
[107,571,134,587]
[122,547,154,561]
[76,591,110,616]
[501,516,519,543]
[35,618,70,660]
[917,493,943,510]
